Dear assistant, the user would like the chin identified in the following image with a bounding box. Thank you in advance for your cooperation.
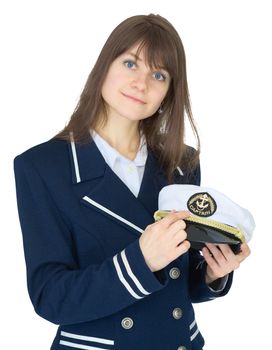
[117,110,147,121]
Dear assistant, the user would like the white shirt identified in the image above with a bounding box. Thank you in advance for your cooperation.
[92,131,148,197]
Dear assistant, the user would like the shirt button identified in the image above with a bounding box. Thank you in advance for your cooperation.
[121,317,134,329]
[127,165,134,173]
[173,308,183,320]
[169,267,181,279]
[177,347,187,350]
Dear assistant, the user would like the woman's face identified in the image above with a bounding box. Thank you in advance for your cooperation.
[101,43,171,123]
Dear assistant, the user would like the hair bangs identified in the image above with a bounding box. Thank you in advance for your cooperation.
[135,37,177,78]
[110,18,179,78]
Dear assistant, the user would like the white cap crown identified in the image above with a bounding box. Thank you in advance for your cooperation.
[158,185,255,242]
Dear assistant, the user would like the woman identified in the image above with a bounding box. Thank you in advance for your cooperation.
[14,14,250,350]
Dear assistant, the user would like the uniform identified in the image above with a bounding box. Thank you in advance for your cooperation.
[14,137,233,350]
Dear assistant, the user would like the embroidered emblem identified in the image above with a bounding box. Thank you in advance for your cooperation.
[187,192,217,217]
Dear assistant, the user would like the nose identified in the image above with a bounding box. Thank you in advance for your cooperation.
[130,72,148,91]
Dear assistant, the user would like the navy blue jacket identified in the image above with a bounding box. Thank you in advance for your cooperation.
[14,137,232,350]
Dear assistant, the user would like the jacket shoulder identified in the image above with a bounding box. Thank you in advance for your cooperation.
[14,138,68,165]
[13,138,70,181]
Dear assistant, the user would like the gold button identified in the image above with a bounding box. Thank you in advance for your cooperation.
[173,308,183,320]
[177,347,187,350]
[169,267,181,279]
[121,317,133,329]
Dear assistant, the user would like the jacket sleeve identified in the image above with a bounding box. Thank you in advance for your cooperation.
[14,155,168,325]
[185,154,233,302]
[188,249,233,303]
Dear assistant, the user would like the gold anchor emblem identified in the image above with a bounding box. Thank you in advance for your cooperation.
[187,192,217,217]
[196,194,209,211]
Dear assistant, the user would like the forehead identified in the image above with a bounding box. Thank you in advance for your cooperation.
[121,42,168,70]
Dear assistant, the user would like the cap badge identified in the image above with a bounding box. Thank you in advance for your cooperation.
[187,192,217,217]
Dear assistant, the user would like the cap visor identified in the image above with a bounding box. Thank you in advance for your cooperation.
[154,210,244,254]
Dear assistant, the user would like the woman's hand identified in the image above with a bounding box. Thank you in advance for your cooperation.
[202,242,251,285]
[139,211,191,272]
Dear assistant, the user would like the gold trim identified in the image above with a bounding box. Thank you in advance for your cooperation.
[154,210,245,242]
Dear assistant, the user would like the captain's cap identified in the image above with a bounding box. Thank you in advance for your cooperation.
[154,185,255,250]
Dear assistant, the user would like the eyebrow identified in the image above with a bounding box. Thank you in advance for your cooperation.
[128,52,142,61]
[127,52,168,72]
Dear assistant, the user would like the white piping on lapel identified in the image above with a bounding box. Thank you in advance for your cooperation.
[70,132,81,183]
[82,196,144,234]
[176,166,184,176]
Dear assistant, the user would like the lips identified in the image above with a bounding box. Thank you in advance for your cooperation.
[122,93,146,104]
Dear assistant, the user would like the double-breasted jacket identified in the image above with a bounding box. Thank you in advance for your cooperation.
[14,137,232,350]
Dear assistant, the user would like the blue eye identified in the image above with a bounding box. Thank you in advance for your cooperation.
[124,60,136,69]
[153,71,166,81]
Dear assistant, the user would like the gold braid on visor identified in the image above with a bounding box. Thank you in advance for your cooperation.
[154,210,245,243]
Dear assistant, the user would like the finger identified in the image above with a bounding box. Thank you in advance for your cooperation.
[172,229,188,246]
[217,244,236,260]
[241,242,251,255]
[206,243,243,273]
[176,210,191,219]
[203,245,233,280]
[160,211,190,228]
[172,240,191,259]
[218,243,250,266]
[202,246,220,272]
[237,243,251,262]
[205,243,227,264]
[168,219,186,233]
[218,244,242,270]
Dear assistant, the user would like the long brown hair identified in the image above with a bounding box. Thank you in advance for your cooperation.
[54,14,200,181]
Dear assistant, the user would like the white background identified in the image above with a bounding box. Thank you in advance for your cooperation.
[1,0,271,349]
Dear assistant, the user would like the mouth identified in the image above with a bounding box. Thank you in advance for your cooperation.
[121,93,146,104]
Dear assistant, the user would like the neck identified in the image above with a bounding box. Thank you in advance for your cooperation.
[95,116,141,160]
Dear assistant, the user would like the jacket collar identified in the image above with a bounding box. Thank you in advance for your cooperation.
[67,132,171,186]
[68,133,106,184]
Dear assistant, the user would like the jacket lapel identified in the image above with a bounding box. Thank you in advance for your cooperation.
[68,136,167,237]
[137,152,168,215]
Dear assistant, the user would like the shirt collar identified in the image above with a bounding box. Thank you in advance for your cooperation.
[91,130,147,168]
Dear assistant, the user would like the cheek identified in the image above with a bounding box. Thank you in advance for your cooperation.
[101,75,119,103]
[151,87,169,107]
[103,75,126,99]
[105,65,128,87]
